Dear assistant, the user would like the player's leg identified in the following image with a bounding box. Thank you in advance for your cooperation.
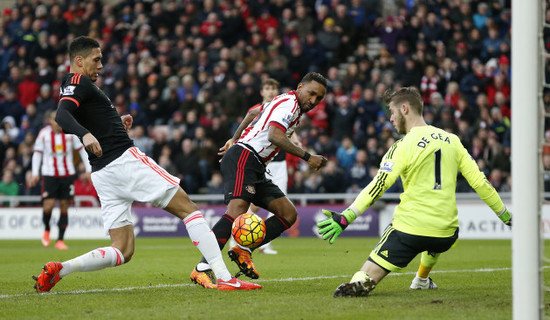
[249,203,278,254]
[166,189,261,291]
[409,230,458,289]
[258,196,296,245]
[166,188,236,284]
[256,160,287,254]
[410,251,440,289]
[196,144,260,279]
[54,199,70,250]
[41,198,55,247]
[33,225,130,292]
[55,176,75,249]
[334,225,417,297]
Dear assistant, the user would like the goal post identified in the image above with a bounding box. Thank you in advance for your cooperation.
[511,0,543,319]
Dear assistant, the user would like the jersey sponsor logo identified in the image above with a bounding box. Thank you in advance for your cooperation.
[62,85,76,96]
[380,161,394,172]
[245,185,256,195]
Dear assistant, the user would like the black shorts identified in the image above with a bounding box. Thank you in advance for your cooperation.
[41,176,76,200]
[221,144,285,208]
[368,224,459,272]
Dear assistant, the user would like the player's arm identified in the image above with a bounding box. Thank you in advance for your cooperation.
[30,135,43,187]
[73,136,92,173]
[218,107,261,157]
[458,144,512,226]
[56,99,102,157]
[268,124,327,170]
[318,140,406,243]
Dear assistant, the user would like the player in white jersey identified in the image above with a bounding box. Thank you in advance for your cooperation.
[30,110,92,250]
[191,72,328,287]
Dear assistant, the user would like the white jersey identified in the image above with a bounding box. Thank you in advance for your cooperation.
[237,90,302,164]
[32,125,91,177]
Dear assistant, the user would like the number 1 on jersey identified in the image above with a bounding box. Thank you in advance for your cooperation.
[434,149,442,190]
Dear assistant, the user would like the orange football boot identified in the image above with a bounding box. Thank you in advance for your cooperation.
[33,262,63,292]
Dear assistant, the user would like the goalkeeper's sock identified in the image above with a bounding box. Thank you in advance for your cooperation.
[417,251,441,278]
[350,271,370,282]
[417,264,432,279]
[256,214,291,248]
[60,246,124,278]
[184,211,232,281]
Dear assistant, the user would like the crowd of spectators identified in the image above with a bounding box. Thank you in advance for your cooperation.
[0,0,538,205]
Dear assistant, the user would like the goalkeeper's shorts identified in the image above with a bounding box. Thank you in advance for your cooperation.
[368,224,458,272]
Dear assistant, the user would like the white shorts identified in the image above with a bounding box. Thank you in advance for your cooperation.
[266,160,288,194]
[91,147,180,235]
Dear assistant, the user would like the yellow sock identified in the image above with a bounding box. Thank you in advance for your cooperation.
[417,263,432,279]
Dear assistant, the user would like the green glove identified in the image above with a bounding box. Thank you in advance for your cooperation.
[497,208,512,227]
[317,208,357,244]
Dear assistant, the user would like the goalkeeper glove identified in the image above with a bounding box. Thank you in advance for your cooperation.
[317,208,357,244]
[497,208,512,227]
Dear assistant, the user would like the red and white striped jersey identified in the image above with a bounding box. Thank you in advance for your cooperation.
[236,90,302,164]
[32,125,91,177]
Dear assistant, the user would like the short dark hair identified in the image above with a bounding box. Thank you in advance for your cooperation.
[262,78,279,89]
[300,72,328,88]
[69,36,100,62]
[383,87,423,115]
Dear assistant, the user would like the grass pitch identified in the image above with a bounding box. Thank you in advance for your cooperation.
[1,237,548,320]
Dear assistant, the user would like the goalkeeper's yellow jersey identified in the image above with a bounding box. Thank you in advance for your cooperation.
[351,125,505,237]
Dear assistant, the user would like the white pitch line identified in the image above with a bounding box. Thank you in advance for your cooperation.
[1,266,546,299]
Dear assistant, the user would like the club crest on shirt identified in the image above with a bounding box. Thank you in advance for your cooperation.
[380,161,394,172]
[245,185,256,194]
[62,85,75,96]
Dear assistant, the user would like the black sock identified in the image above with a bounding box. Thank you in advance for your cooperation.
[256,215,291,249]
[199,213,234,264]
[58,212,68,240]
[43,210,52,231]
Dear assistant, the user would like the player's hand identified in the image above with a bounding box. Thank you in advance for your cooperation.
[498,208,512,227]
[121,114,133,133]
[83,133,102,157]
[307,155,328,170]
[29,175,40,187]
[218,138,235,161]
[317,209,357,244]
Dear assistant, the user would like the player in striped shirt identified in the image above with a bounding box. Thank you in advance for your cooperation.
[191,72,328,287]
[30,110,91,250]
[224,78,297,255]
[318,87,512,297]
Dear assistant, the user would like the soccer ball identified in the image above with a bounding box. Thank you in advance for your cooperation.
[231,213,266,248]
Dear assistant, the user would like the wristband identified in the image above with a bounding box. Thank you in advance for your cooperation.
[301,151,311,161]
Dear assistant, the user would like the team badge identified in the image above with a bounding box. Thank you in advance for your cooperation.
[245,185,256,195]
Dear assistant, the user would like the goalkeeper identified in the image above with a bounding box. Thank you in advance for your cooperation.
[318,87,512,297]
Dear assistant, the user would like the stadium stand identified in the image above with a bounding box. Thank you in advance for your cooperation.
[0,0,522,205]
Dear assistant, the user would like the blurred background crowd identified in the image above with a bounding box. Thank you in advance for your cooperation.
[0,0,546,205]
